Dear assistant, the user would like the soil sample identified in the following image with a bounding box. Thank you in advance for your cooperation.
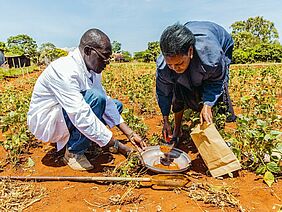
[153,159,180,171]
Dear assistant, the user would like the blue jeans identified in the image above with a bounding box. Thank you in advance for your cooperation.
[63,88,123,154]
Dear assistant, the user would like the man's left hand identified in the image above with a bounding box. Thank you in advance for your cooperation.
[200,104,213,124]
[128,132,147,151]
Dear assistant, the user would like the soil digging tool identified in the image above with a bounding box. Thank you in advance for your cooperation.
[160,132,181,166]
[0,174,189,188]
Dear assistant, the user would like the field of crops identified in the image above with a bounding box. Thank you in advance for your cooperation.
[0,62,281,211]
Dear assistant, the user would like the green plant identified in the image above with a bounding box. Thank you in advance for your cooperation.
[112,152,142,177]
[0,86,35,165]
[227,66,282,186]
[122,108,148,138]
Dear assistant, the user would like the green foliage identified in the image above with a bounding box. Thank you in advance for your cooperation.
[39,42,56,52]
[133,41,160,62]
[122,108,148,138]
[228,66,282,183]
[39,42,68,65]
[232,31,261,50]
[133,51,146,62]
[0,41,7,51]
[252,43,282,62]
[112,41,122,53]
[232,49,252,64]
[112,152,142,177]
[0,65,39,79]
[147,41,161,61]
[0,86,35,165]
[231,16,282,64]
[263,171,275,187]
[233,43,282,64]
[103,63,157,116]
[6,34,38,61]
[121,50,132,62]
[231,16,279,45]
[147,133,163,146]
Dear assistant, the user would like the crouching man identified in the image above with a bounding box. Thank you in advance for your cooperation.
[27,28,146,171]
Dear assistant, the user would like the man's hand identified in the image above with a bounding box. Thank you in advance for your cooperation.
[128,132,146,151]
[117,123,146,152]
[118,141,133,157]
[200,104,213,124]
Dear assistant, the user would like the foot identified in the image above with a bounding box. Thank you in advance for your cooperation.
[63,148,94,171]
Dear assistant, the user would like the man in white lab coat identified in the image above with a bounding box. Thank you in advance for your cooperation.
[27,29,146,171]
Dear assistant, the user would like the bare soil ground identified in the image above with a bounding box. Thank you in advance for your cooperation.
[1,119,281,212]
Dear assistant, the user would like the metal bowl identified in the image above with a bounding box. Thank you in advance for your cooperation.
[140,146,191,173]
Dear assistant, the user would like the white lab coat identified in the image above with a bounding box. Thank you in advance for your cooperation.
[27,48,124,150]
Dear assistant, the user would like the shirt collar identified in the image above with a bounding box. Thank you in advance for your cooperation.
[69,48,92,79]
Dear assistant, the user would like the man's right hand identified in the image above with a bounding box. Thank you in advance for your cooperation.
[118,142,132,157]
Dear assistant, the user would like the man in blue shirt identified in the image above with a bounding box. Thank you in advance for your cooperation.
[156,21,236,143]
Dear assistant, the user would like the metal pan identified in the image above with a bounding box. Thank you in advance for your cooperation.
[140,146,191,174]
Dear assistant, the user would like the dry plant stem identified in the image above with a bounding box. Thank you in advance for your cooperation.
[0,180,45,211]
[181,183,244,211]
[118,184,137,206]
[270,189,281,201]
[193,200,205,212]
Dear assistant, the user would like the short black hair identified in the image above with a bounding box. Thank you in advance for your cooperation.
[79,28,111,53]
[160,23,195,57]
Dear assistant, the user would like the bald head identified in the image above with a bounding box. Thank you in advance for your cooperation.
[79,28,112,53]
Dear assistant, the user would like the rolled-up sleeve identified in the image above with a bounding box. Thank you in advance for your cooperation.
[102,95,124,128]
[46,67,112,147]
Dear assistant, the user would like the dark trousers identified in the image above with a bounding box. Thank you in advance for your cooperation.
[172,83,236,122]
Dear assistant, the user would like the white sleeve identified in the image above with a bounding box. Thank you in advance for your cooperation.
[94,73,124,128]
[103,96,124,128]
[46,68,112,147]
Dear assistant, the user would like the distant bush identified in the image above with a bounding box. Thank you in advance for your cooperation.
[232,43,282,64]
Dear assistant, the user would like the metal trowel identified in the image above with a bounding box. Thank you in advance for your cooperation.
[159,132,175,166]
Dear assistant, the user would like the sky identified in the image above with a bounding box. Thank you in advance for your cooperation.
[1,0,282,54]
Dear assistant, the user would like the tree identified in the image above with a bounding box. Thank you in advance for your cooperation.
[147,41,161,61]
[7,34,38,60]
[39,42,56,53]
[252,43,282,62]
[230,17,282,64]
[121,50,132,62]
[232,49,253,64]
[0,41,7,51]
[133,51,146,62]
[38,42,68,65]
[232,31,261,50]
[133,41,161,62]
[231,16,279,50]
[111,41,121,53]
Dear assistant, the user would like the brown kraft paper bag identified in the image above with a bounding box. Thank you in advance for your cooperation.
[190,123,241,177]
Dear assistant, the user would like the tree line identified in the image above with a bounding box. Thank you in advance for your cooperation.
[1,16,282,65]
[0,36,68,66]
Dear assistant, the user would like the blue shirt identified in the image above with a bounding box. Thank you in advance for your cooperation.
[156,21,234,116]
